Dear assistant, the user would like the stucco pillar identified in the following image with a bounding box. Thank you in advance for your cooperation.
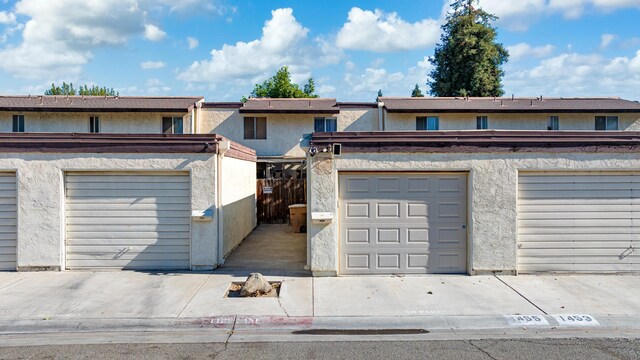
[16,161,63,270]
[469,162,518,274]
[308,157,338,276]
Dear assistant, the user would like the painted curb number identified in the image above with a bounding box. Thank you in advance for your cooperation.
[552,314,600,326]
[505,315,549,326]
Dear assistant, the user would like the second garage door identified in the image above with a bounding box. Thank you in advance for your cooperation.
[339,173,467,275]
[518,172,640,273]
[65,172,191,270]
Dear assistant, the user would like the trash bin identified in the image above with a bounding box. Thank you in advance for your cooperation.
[288,204,307,233]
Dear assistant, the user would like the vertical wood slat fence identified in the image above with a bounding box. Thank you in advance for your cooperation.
[257,179,306,224]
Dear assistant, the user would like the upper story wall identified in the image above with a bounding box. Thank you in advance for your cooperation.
[384,112,640,131]
[0,111,192,134]
[200,107,378,157]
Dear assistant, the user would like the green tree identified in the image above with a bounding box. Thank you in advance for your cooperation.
[45,82,118,96]
[377,89,383,98]
[249,66,318,98]
[45,82,76,95]
[411,84,424,97]
[428,0,509,97]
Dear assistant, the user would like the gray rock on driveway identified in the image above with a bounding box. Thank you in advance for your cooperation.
[240,273,272,297]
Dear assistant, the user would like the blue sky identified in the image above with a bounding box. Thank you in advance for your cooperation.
[0,0,639,101]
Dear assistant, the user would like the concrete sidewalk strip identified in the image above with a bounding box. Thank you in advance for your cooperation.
[496,275,640,315]
[313,276,544,317]
[0,271,212,321]
[178,273,313,318]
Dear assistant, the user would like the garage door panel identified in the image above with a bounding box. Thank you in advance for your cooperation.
[519,219,634,227]
[519,211,640,219]
[520,182,640,191]
[66,197,190,205]
[518,189,633,199]
[67,259,190,269]
[66,182,189,191]
[0,173,16,271]
[520,248,636,257]
[69,244,189,260]
[66,173,190,270]
[520,239,637,248]
[0,245,16,255]
[67,189,190,198]
[67,210,190,218]
[68,216,190,225]
[340,173,467,275]
[518,263,640,272]
[66,174,188,183]
[519,226,640,235]
[68,224,190,233]
[518,172,640,273]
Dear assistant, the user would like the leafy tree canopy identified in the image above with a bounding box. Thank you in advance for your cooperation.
[248,66,318,99]
[428,0,509,97]
[44,82,119,96]
[411,84,424,97]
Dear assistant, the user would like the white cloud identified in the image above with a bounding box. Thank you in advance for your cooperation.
[505,50,640,99]
[140,60,166,69]
[144,24,166,41]
[146,77,171,94]
[0,0,167,79]
[475,0,640,29]
[344,56,434,97]
[178,8,340,87]
[336,8,440,52]
[187,36,199,50]
[507,43,555,61]
[600,33,617,49]
[317,84,336,96]
[0,11,16,25]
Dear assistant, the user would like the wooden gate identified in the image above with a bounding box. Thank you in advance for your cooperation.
[257,179,306,224]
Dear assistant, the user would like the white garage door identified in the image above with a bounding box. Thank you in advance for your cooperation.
[518,172,640,273]
[0,173,17,271]
[339,173,467,275]
[65,172,191,270]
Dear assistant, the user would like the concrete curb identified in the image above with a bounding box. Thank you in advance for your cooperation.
[2,314,640,335]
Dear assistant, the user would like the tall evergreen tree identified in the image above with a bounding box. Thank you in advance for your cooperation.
[411,84,424,97]
[377,89,383,98]
[428,0,509,97]
[249,66,318,99]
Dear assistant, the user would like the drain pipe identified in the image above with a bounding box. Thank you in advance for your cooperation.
[377,100,384,131]
[216,139,231,266]
[192,99,204,134]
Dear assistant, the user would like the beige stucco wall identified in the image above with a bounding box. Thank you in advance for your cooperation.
[307,150,640,276]
[199,108,378,158]
[0,111,192,134]
[221,156,257,257]
[384,112,640,131]
[0,153,217,270]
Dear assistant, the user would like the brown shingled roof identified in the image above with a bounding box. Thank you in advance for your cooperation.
[380,97,640,113]
[239,98,339,114]
[0,95,204,112]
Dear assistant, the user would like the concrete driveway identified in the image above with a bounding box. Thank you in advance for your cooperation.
[0,271,639,321]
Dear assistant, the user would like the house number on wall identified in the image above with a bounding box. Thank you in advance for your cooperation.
[263,186,273,194]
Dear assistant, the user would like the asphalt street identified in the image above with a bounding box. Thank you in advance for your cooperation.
[1,339,639,360]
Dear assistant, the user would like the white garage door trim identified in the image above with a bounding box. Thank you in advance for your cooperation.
[339,172,468,275]
[0,172,17,271]
[65,171,191,270]
[518,171,640,273]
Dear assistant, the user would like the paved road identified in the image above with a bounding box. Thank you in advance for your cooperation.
[1,339,639,360]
